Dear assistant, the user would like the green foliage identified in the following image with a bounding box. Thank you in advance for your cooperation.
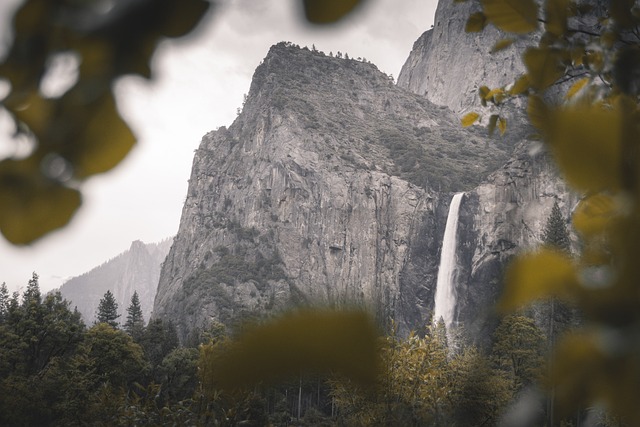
[96,289,120,328]
[77,323,149,389]
[0,282,9,323]
[329,324,512,426]
[0,0,210,245]
[491,314,546,391]
[542,201,572,253]
[0,274,86,425]
[124,291,145,341]
[467,1,640,423]
[140,318,179,385]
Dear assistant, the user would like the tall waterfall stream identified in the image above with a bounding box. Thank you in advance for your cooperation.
[434,192,464,331]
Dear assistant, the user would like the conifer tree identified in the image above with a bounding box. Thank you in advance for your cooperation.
[542,201,571,253]
[96,290,120,328]
[23,272,41,306]
[0,282,8,323]
[541,200,572,425]
[124,291,144,340]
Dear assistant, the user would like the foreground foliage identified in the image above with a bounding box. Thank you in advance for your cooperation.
[462,0,640,423]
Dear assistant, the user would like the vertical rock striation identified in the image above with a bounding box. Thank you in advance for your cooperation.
[153,43,513,340]
[397,0,529,113]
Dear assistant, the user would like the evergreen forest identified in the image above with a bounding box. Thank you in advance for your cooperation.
[0,268,620,426]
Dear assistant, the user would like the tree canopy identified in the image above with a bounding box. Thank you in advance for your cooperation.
[96,290,120,328]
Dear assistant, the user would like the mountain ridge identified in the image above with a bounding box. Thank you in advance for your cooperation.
[58,238,172,324]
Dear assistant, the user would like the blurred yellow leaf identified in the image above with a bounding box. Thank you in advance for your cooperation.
[524,47,565,90]
[572,193,617,237]
[0,159,81,244]
[488,114,499,135]
[478,85,490,106]
[302,0,364,24]
[207,309,380,390]
[498,116,507,135]
[465,12,488,32]
[160,0,210,38]
[585,50,604,73]
[484,88,505,103]
[481,0,538,34]
[9,91,53,139]
[545,0,569,36]
[565,77,589,100]
[461,112,480,127]
[509,74,530,95]
[491,38,515,53]
[527,94,550,130]
[70,93,136,179]
[500,248,578,311]
[570,46,585,66]
[547,105,622,191]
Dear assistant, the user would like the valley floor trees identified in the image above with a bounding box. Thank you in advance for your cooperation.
[0,272,557,426]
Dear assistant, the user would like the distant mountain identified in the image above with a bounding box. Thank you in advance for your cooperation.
[58,239,172,324]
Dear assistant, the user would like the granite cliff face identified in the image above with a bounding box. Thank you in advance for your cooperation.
[155,4,578,342]
[153,43,515,340]
[452,146,577,343]
[397,0,530,113]
[58,239,171,324]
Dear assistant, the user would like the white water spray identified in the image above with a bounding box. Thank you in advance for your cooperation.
[434,192,464,330]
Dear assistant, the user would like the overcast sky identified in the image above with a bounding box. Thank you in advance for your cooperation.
[0,0,438,294]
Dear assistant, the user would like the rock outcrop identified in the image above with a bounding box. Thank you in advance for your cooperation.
[58,239,171,324]
[155,6,578,343]
[452,145,578,344]
[397,1,529,113]
[153,43,514,340]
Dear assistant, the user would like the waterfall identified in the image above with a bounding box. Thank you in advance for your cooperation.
[434,192,464,331]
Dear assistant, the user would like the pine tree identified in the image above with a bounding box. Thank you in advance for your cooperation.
[96,290,120,328]
[0,282,9,323]
[124,291,144,340]
[541,200,572,426]
[541,201,571,253]
[23,272,41,306]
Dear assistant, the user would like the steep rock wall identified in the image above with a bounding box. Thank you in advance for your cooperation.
[397,1,529,113]
[153,43,513,340]
[454,146,578,345]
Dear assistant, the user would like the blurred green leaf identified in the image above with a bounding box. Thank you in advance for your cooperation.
[302,0,365,24]
[204,309,380,390]
[491,38,514,53]
[0,158,81,244]
[500,248,578,311]
[544,0,569,36]
[548,105,622,191]
[524,47,565,90]
[466,12,488,32]
[481,0,538,33]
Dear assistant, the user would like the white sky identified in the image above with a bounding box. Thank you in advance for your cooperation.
[0,0,438,294]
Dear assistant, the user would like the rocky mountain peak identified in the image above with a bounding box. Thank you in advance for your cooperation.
[154,16,572,343]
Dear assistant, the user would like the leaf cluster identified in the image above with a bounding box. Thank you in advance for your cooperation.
[0,0,211,244]
[460,0,640,422]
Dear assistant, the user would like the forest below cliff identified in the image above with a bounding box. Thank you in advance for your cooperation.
[0,274,573,427]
